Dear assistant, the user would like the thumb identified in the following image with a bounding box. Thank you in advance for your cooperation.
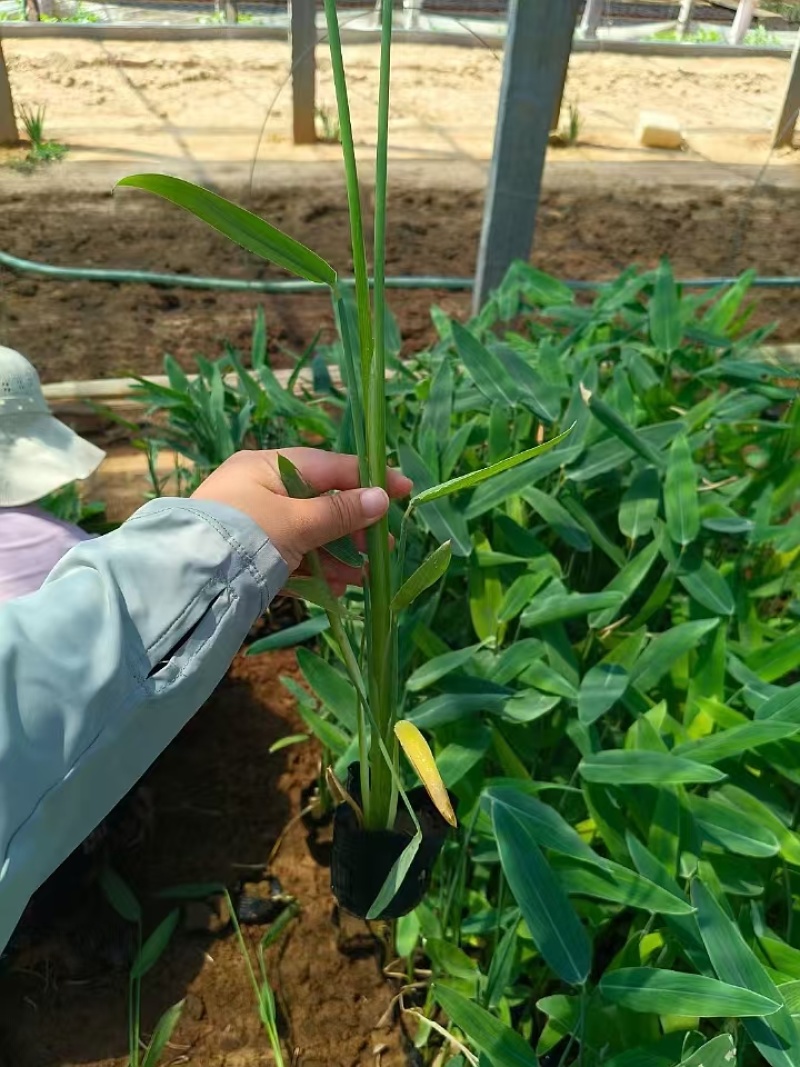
[294,486,390,554]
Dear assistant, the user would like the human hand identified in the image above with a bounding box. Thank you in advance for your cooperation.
[191,447,412,591]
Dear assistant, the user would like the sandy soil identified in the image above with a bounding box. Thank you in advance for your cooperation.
[1,38,795,169]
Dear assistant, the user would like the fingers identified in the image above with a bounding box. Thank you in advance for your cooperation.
[275,447,413,500]
[387,467,414,499]
[290,485,390,557]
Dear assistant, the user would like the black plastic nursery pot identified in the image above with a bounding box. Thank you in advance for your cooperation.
[331,763,456,921]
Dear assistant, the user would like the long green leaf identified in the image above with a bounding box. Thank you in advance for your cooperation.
[521,591,625,630]
[650,260,682,354]
[117,174,337,286]
[582,387,665,469]
[142,1001,185,1067]
[296,647,357,732]
[398,443,471,556]
[99,865,142,924]
[687,795,781,858]
[579,750,725,786]
[366,832,422,920]
[498,572,552,624]
[411,427,573,506]
[664,435,700,546]
[419,357,453,475]
[522,486,591,552]
[494,344,561,422]
[551,857,695,916]
[247,614,330,655]
[492,803,591,985]
[406,642,483,693]
[486,913,521,1010]
[600,968,779,1018]
[674,719,800,764]
[619,466,661,539]
[589,539,661,629]
[578,663,629,725]
[452,321,521,409]
[433,984,538,1067]
[131,909,180,979]
[626,834,707,965]
[392,541,452,613]
[674,1034,737,1067]
[755,682,800,723]
[748,634,800,685]
[296,704,349,755]
[692,879,800,1067]
[485,785,606,868]
[631,619,720,694]
[677,558,734,616]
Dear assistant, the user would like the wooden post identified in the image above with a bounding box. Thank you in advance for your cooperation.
[730,0,756,44]
[580,0,603,39]
[677,0,695,39]
[774,28,800,147]
[0,40,18,145]
[473,0,580,311]
[290,0,316,145]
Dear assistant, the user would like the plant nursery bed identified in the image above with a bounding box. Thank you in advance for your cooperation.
[0,648,409,1067]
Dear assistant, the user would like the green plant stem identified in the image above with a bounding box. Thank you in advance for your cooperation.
[363,0,397,832]
[334,294,369,486]
[225,890,286,1067]
[307,551,372,817]
[321,0,373,395]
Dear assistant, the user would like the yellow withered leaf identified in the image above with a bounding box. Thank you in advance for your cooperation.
[394,720,457,828]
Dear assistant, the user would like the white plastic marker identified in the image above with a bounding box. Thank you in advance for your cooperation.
[394,720,458,828]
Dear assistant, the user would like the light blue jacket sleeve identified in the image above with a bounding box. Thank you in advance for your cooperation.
[0,496,288,954]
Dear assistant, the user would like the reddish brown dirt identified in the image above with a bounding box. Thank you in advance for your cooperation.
[3,174,800,386]
[0,649,407,1067]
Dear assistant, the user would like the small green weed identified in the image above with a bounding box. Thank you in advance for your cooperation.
[99,866,184,1067]
[566,101,581,145]
[13,104,68,172]
[156,882,298,1066]
[198,6,255,24]
[745,23,781,45]
[651,25,724,42]
[315,104,341,144]
[41,2,99,22]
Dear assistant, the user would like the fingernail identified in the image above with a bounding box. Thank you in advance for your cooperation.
[360,487,389,518]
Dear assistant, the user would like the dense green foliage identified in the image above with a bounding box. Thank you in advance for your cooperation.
[137,262,800,1065]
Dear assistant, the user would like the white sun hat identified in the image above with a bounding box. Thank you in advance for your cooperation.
[0,346,106,507]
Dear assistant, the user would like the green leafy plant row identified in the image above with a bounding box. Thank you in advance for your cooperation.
[133,256,800,1065]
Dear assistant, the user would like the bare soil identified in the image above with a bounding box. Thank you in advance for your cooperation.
[3,171,800,384]
[0,648,408,1067]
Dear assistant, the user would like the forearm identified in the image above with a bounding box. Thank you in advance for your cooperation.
[0,497,287,953]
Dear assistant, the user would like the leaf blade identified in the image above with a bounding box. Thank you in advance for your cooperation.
[117,174,337,286]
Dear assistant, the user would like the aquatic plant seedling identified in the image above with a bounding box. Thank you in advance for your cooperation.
[116,0,569,917]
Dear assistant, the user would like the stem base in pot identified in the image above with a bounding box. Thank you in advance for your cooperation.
[330,763,456,921]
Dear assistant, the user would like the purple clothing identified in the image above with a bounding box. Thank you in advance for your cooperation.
[0,506,90,603]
